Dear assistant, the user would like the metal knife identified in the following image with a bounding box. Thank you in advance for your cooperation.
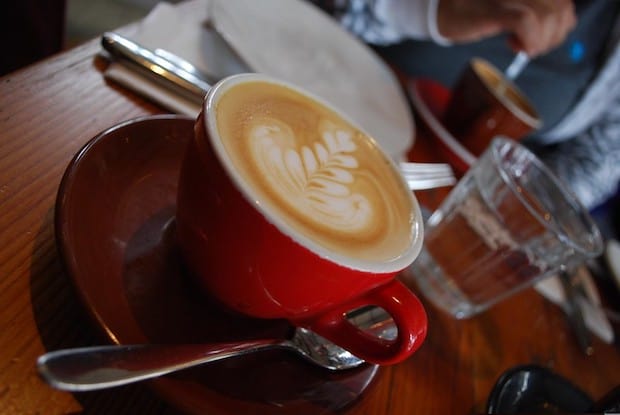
[559,270,594,356]
[101,32,214,104]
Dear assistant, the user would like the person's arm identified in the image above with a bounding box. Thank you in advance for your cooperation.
[536,99,620,209]
[335,0,448,45]
[437,0,576,56]
[335,0,576,56]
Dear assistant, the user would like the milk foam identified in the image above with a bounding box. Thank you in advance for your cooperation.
[248,117,372,233]
[212,80,416,263]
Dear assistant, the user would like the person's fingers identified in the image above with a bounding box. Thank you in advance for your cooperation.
[437,0,577,56]
[550,0,577,48]
[495,0,576,56]
[529,0,576,54]
[436,0,506,42]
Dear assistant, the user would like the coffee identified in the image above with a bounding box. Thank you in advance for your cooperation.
[443,58,541,157]
[211,80,415,263]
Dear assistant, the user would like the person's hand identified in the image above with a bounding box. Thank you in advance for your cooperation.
[436,0,577,56]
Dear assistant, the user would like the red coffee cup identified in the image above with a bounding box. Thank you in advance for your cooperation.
[176,74,427,365]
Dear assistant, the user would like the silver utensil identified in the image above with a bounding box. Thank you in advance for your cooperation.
[505,51,530,81]
[154,48,218,87]
[559,270,594,356]
[38,329,359,391]
[38,307,393,392]
[496,51,529,95]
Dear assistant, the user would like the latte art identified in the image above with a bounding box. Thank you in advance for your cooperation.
[248,117,372,234]
[213,80,415,263]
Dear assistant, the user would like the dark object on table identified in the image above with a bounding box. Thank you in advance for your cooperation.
[486,364,594,413]
[1,1,66,75]
[591,385,620,413]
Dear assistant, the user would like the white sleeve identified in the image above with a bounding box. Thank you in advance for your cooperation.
[339,0,451,45]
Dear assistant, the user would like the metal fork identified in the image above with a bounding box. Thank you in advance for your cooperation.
[399,162,456,190]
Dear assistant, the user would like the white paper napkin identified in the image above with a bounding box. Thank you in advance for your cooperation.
[103,0,246,117]
[535,267,614,344]
[105,61,201,116]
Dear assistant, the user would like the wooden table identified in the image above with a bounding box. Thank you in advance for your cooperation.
[1,37,619,415]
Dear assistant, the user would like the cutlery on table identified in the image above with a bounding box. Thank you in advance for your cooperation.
[38,328,360,391]
[505,51,530,81]
[559,269,594,355]
[496,51,529,94]
[101,31,212,103]
[38,306,393,391]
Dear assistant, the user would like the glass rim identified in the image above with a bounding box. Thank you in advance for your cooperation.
[490,137,604,258]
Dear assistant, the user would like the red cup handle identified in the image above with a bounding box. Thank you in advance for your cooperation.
[300,279,428,365]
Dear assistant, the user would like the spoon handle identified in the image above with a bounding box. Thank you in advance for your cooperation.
[101,32,212,102]
[505,51,530,81]
[37,340,280,391]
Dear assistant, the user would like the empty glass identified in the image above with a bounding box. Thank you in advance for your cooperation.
[405,137,603,319]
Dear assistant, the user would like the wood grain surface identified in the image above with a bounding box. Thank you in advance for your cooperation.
[0,37,618,415]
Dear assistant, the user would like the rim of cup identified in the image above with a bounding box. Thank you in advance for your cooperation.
[491,137,603,258]
[203,73,424,274]
[471,58,542,130]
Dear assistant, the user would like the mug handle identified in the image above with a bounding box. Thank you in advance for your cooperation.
[300,279,428,365]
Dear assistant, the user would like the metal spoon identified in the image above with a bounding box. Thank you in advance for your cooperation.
[496,51,530,95]
[38,308,395,392]
[559,269,593,355]
[505,51,530,81]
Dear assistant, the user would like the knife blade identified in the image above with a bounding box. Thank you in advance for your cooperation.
[101,32,213,104]
[559,270,594,356]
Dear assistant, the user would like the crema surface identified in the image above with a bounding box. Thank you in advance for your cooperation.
[214,81,414,263]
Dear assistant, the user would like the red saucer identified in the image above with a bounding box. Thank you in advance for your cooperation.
[407,79,476,174]
[54,115,379,414]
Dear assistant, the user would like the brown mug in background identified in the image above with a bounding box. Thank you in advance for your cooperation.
[443,58,542,156]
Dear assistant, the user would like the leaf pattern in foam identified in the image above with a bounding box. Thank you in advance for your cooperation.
[248,117,372,232]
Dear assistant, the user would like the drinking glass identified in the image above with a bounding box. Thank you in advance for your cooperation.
[406,137,603,319]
